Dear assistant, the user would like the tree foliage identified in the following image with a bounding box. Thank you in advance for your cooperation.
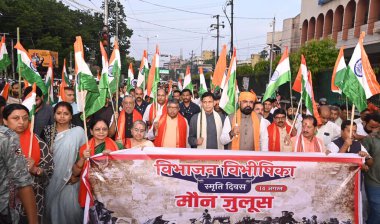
[236,65,254,77]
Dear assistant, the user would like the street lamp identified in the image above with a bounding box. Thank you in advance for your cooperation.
[138,34,158,61]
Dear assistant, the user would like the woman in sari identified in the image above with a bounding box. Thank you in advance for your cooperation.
[125,120,154,148]
[43,102,86,224]
[2,104,54,223]
[72,118,123,207]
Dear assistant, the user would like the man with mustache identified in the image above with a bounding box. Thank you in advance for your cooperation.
[354,108,371,140]
[253,102,270,129]
[316,105,340,147]
[285,104,301,135]
[267,109,296,152]
[220,91,268,151]
[134,87,148,116]
[291,115,325,152]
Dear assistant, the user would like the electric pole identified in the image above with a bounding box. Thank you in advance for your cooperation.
[269,17,276,82]
[223,0,234,59]
[115,0,119,40]
[210,15,225,64]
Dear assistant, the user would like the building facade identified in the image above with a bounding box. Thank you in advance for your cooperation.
[267,14,301,53]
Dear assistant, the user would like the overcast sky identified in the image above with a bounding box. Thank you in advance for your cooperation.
[75,0,301,60]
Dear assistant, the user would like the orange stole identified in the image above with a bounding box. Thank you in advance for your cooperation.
[154,113,187,148]
[231,110,260,151]
[267,123,292,152]
[78,137,119,207]
[19,128,41,166]
[116,109,143,145]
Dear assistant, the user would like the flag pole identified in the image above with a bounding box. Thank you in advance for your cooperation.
[289,76,294,114]
[28,114,35,158]
[289,97,303,135]
[81,90,89,149]
[348,104,355,153]
[346,96,349,119]
[17,27,22,100]
[107,87,119,137]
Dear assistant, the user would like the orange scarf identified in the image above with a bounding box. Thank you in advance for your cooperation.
[231,110,260,151]
[267,123,292,152]
[116,109,143,145]
[79,137,119,207]
[148,103,167,126]
[19,128,40,166]
[154,113,187,148]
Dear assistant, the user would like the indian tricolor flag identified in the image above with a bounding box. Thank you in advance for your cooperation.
[147,45,160,99]
[212,45,227,91]
[331,46,346,94]
[0,82,9,101]
[127,63,134,92]
[220,48,238,115]
[14,42,47,95]
[0,35,11,71]
[137,50,149,91]
[74,36,100,118]
[340,32,380,112]
[198,67,208,96]
[22,83,37,117]
[177,75,183,91]
[183,65,193,92]
[262,47,291,102]
[45,56,54,103]
[108,40,121,94]
[59,59,69,102]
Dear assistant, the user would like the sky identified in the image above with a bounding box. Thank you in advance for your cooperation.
[74,0,301,61]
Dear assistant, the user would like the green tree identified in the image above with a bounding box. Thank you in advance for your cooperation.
[237,65,254,77]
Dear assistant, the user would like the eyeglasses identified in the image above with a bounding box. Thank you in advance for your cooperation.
[93,128,108,132]
[133,128,145,133]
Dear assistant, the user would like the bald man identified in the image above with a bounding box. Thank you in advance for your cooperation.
[220,91,268,151]
[316,105,340,146]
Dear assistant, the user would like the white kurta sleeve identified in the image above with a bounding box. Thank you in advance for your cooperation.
[220,117,233,145]
[260,118,269,151]
[143,104,151,122]
[326,142,340,153]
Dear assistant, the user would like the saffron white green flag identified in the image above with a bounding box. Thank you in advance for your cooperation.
[183,65,193,92]
[14,42,47,95]
[220,48,238,115]
[262,47,291,102]
[45,56,54,103]
[147,46,160,100]
[22,83,37,117]
[108,40,121,94]
[0,36,11,71]
[198,67,208,96]
[331,47,346,94]
[137,50,149,91]
[127,63,134,92]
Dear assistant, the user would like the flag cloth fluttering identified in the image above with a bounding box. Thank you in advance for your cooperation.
[262,47,291,102]
[198,67,208,97]
[58,59,69,102]
[212,45,227,91]
[137,50,149,92]
[146,45,160,100]
[336,32,380,112]
[183,65,193,92]
[0,36,11,71]
[14,42,47,95]
[0,82,10,101]
[22,83,37,118]
[219,48,238,115]
[127,63,134,92]
[331,46,346,94]
[108,40,121,94]
[74,36,100,119]
[45,56,54,104]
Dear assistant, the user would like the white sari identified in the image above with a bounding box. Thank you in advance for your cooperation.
[45,126,86,224]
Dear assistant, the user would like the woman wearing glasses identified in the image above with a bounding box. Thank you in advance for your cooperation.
[72,118,123,208]
[125,120,154,148]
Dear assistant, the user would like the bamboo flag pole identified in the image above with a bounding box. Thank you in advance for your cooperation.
[81,90,89,149]
[289,77,294,114]
[17,27,22,100]
[28,114,35,158]
[348,104,355,153]
[289,97,303,135]
[107,87,119,137]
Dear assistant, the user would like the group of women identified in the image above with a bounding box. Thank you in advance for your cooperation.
[2,102,153,224]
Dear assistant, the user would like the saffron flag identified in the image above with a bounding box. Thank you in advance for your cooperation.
[212,45,227,90]
[198,67,208,97]
[22,83,37,117]
[0,82,9,101]
[127,63,134,92]
[183,65,193,92]
[45,56,54,104]
[262,47,291,102]
[14,42,47,95]
[74,36,100,118]
[0,36,11,71]
[137,50,149,91]
[219,48,238,115]
[108,40,121,94]
[331,47,346,94]
[146,45,160,99]
[59,59,69,102]
[337,32,380,112]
